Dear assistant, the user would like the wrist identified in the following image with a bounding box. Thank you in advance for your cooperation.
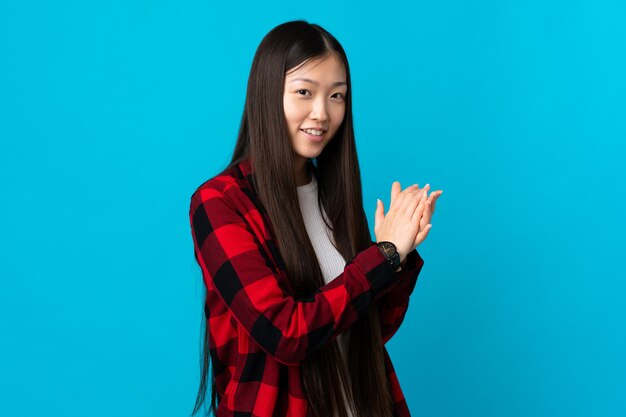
[395,257,407,272]
[376,241,401,271]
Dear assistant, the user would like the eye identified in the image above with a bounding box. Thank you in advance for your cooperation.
[297,89,311,96]
[332,92,346,101]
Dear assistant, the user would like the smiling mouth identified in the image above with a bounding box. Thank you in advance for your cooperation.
[301,129,325,142]
[300,129,325,136]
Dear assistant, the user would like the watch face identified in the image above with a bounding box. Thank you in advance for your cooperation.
[377,241,400,269]
[379,241,396,256]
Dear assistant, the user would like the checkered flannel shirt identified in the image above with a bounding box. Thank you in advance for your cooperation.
[189,157,424,416]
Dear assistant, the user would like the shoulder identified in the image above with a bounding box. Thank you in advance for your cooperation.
[190,162,245,202]
[188,158,269,245]
[189,159,257,220]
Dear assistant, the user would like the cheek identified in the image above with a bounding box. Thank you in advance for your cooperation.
[331,106,346,128]
[283,100,306,128]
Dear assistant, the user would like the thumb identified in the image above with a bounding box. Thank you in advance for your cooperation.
[375,198,384,231]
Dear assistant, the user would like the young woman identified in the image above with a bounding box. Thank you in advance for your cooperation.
[189,20,442,417]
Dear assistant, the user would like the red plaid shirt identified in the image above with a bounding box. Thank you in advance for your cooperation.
[189,157,424,416]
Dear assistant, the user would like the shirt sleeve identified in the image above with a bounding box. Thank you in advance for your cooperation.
[189,182,399,366]
[374,246,424,344]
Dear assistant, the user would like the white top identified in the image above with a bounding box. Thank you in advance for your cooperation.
[297,174,355,417]
[296,175,348,289]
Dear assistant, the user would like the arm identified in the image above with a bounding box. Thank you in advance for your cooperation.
[189,183,398,366]
[375,246,424,344]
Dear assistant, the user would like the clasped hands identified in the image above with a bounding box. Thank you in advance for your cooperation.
[374,181,443,265]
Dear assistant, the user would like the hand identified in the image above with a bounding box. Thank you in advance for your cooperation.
[374,183,430,262]
[390,181,442,248]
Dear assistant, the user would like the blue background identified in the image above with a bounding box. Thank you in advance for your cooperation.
[1,1,625,416]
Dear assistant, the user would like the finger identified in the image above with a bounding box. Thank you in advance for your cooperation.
[414,223,432,247]
[398,184,422,214]
[390,181,401,208]
[374,198,384,232]
[417,189,429,218]
[415,183,431,204]
[419,198,433,229]
[430,190,442,214]
[420,189,439,226]
[390,181,414,210]
[410,189,429,222]
[391,183,419,213]
[429,190,442,203]
[403,186,424,217]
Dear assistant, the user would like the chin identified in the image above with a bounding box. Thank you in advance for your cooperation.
[296,147,324,160]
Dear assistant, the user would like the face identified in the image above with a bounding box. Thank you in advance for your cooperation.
[283,54,347,167]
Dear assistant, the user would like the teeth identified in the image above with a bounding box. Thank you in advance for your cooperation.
[303,128,323,136]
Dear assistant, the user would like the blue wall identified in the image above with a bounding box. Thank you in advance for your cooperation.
[1,1,624,416]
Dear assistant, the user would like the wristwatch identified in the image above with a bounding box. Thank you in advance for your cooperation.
[376,241,401,271]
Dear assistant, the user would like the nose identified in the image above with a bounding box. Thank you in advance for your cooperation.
[309,97,328,122]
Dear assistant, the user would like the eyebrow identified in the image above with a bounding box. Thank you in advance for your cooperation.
[287,77,347,87]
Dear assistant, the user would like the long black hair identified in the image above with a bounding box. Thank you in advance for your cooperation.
[192,20,394,417]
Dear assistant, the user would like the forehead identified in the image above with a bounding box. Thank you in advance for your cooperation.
[285,55,346,84]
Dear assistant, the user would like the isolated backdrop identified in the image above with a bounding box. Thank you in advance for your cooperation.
[1,1,625,416]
